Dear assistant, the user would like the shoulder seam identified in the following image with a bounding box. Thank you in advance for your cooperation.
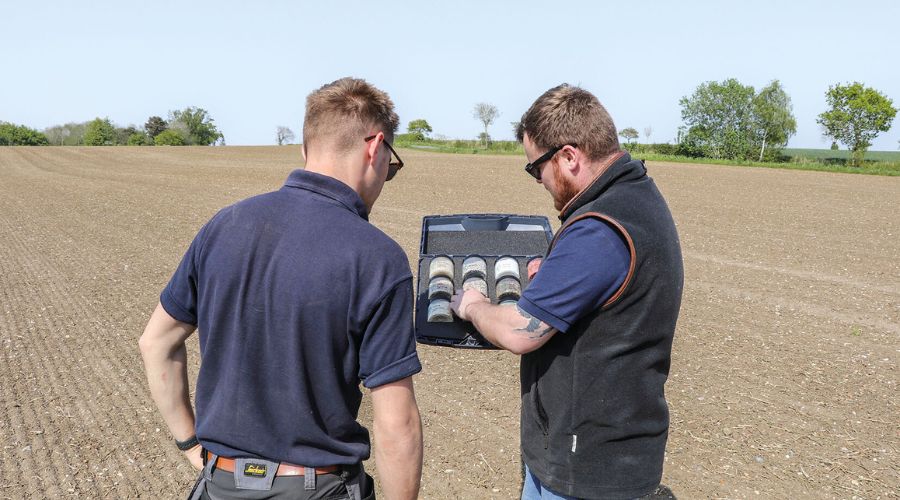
[550,211,636,309]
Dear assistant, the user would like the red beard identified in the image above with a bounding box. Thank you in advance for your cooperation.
[552,162,580,212]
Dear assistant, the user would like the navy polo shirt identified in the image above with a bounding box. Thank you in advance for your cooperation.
[518,218,630,333]
[160,169,421,466]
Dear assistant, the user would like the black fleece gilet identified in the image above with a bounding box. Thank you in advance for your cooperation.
[520,152,684,499]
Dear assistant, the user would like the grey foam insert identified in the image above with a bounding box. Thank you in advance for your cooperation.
[425,231,549,256]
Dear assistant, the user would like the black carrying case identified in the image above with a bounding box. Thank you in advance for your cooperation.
[414,214,553,349]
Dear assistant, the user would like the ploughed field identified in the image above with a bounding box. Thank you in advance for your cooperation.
[0,146,897,499]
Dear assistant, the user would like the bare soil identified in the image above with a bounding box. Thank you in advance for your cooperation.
[0,146,897,499]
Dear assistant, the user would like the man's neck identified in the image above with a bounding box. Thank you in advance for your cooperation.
[305,158,363,194]
[304,156,376,212]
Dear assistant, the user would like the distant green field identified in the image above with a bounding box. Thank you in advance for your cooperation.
[783,148,900,162]
[391,137,900,176]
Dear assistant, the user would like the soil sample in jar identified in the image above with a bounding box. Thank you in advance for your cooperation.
[496,276,522,302]
[427,298,453,322]
[429,256,454,281]
[462,255,487,280]
[462,276,488,296]
[494,256,520,281]
[428,276,454,301]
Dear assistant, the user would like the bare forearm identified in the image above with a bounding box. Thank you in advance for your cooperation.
[141,342,195,440]
[139,304,197,442]
[466,301,517,350]
[466,301,555,355]
[374,410,423,500]
[371,378,423,500]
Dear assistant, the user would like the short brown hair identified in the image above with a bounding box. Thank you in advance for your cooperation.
[516,84,619,161]
[303,77,399,155]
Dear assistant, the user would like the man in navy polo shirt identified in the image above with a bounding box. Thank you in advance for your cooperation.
[140,77,422,500]
[451,84,683,499]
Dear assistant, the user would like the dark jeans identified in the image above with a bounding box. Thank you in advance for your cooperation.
[189,460,374,500]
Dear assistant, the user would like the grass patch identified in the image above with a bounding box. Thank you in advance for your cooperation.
[638,152,900,176]
[394,137,900,176]
[783,148,900,163]
[394,135,523,155]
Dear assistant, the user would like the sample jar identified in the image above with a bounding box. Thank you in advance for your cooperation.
[462,255,487,280]
[428,276,454,300]
[496,276,522,301]
[427,298,453,322]
[494,256,520,281]
[428,256,454,280]
[462,276,488,296]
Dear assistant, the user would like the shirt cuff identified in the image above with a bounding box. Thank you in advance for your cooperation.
[362,352,423,388]
[160,289,197,325]
[517,296,570,334]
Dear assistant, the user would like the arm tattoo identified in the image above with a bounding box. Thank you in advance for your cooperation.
[514,305,555,340]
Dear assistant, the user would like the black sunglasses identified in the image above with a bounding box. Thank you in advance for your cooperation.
[365,135,404,181]
[524,143,577,180]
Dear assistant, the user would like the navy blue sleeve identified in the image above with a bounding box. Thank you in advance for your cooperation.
[160,226,208,325]
[359,278,422,388]
[518,217,630,333]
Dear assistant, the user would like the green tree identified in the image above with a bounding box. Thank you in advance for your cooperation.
[619,127,639,145]
[0,122,50,145]
[817,82,897,167]
[127,132,149,145]
[145,116,167,139]
[154,129,186,146]
[407,119,432,140]
[680,78,757,160]
[83,118,117,146]
[169,107,222,145]
[115,125,140,145]
[752,80,797,161]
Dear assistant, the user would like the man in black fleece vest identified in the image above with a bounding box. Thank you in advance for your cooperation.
[451,84,683,499]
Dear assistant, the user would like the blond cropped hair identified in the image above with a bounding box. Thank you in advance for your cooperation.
[303,77,399,155]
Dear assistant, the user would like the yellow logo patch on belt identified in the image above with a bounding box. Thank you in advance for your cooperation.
[243,463,268,477]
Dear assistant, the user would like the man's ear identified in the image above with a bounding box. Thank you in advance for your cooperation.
[365,132,383,167]
[301,144,307,161]
[560,144,580,174]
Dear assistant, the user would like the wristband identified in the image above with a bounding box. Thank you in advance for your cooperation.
[175,435,200,451]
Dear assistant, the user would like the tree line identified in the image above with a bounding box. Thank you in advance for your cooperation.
[3,83,896,167]
[615,80,895,167]
[407,81,895,168]
[0,106,223,146]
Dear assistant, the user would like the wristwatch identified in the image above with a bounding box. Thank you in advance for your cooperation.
[175,435,200,451]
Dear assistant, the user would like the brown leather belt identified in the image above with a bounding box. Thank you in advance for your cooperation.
[205,451,340,477]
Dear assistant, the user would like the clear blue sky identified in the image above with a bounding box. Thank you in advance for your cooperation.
[3,0,898,149]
